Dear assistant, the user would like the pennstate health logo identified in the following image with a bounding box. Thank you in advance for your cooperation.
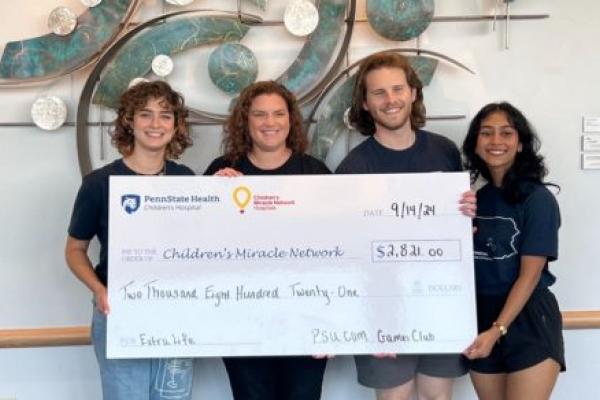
[121,194,141,214]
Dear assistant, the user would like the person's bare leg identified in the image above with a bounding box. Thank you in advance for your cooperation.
[415,375,453,400]
[470,371,507,400]
[506,358,560,400]
[376,380,415,400]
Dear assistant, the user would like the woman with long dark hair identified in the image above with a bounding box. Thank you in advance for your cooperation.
[462,102,565,400]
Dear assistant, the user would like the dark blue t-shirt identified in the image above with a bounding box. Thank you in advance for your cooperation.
[335,130,461,174]
[68,158,195,286]
[204,153,331,176]
[473,182,560,295]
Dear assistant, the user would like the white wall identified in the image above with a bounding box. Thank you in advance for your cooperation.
[1,0,599,398]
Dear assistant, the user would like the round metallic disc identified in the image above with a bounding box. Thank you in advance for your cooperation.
[128,77,150,88]
[208,43,258,94]
[164,0,195,5]
[151,54,174,77]
[367,0,435,41]
[284,0,319,37]
[80,0,103,7]
[31,96,68,131]
[48,7,78,36]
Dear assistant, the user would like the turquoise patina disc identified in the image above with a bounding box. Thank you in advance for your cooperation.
[208,43,258,95]
[367,0,434,41]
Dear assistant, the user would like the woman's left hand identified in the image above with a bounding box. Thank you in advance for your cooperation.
[463,328,501,360]
[459,190,477,218]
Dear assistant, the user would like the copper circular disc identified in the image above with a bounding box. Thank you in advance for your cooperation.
[48,7,78,36]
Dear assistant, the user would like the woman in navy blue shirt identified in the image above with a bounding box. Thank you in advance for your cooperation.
[462,102,565,400]
[66,81,194,400]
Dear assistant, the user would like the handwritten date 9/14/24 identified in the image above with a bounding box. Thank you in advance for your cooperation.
[363,202,436,219]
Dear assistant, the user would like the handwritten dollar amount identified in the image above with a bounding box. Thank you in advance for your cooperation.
[372,240,461,262]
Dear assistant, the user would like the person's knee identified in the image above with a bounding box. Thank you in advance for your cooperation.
[376,381,415,400]
[415,375,453,400]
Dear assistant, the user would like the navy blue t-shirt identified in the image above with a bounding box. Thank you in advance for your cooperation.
[204,153,331,176]
[68,158,195,286]
[473,182,560,295]
[335,130,461,174]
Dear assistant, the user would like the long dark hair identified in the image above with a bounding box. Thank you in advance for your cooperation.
[462,102,557,202]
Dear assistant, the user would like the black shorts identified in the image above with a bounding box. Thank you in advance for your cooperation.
[470,288,566,374]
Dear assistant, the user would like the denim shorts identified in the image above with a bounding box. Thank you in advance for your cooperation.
[91,307,194,400]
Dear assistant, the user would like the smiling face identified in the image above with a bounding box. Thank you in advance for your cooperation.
[362,67,417,135]
[475,111,523,186]
[129,97,176,155]
[247,93,291,155]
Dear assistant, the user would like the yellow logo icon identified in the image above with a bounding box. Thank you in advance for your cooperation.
[232,186,252,213]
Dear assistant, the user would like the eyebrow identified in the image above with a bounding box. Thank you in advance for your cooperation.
[250,108,287,113]
[138,108,174,113]
[480,124,514,129]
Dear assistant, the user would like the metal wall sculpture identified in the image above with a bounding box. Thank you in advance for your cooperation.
[0,0,140,84]
[0,1,549,175]
[367,0,434,41]
[92,13,251,108]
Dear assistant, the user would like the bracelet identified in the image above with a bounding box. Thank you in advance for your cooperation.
[492,321,508,336]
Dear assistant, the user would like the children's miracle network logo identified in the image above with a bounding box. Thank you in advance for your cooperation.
[232,185,297,213]
[121,194,141,214]
[232,186,252,214]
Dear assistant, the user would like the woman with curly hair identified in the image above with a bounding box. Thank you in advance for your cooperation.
[204,80,330,400]
[462,102,565,400]
[66,81,194,400]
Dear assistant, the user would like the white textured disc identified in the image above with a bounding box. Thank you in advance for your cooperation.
[284,0,319,37]
[80,0,102,7]
[128,77,150,88]
[31,96,68,131]
[165,0,195,5]
[48,7,78,36]
[151,55,174,77]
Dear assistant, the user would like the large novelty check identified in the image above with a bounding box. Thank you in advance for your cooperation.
[107,173,476,358]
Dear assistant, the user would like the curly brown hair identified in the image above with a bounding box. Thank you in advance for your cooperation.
[222,81,307,165]
[111,81,192,159]
[349,52,426,135]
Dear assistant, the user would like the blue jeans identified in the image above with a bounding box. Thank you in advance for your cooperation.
[91,308,194,400]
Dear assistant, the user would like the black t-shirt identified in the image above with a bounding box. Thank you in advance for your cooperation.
[204,153,331,176]
[335,130,461,174]
[473,182,560,295]
[68,159,195,286]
